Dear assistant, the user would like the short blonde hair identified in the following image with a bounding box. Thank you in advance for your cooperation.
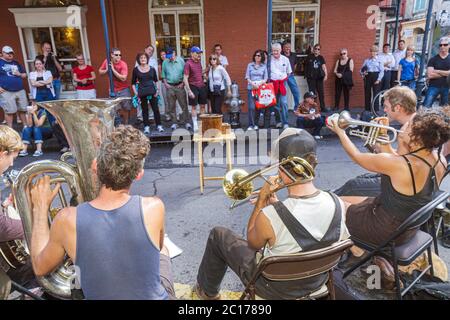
[370,45,379,52]
[0,125,24,153]
[383,86,417,114]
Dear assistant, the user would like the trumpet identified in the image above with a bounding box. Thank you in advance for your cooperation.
[223,156,315,210]
[326,111,401,147]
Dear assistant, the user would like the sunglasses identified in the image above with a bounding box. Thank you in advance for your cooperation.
[255,54,261,57]
[440,43,449,47]
[314,48,320,51]
[340,52,347,55]
[113,54,122,57]
[210,58,217,61]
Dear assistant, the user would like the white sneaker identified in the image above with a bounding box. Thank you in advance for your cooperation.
[314,135,323,140]
[33,150,43,157]
[171,124,178,131]
[276,122,282,129]
[185,123,192,131]
[144,126,150,135]
[60,147,69,153]
[157,125,165,133]
[254,126,259,130]
[247,127,254,131]
[283,124,289,129]
[19,150,28,157]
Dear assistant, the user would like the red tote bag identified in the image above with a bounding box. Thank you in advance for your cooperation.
[252,83,277,109]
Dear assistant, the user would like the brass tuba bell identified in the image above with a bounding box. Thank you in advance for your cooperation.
[10,98,128,299]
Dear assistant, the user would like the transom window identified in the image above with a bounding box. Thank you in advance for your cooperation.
[413,0,427,13]
[152,0,200,7]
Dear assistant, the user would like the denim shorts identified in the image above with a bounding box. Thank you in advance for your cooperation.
[115,88,132,111]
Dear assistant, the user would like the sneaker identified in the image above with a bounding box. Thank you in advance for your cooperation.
[254,126,259,130]
[171,124,178,131]
[276,122,282,129]
[1,120,6,124]
[33,150,43,157]
[60,147,69,153]
[185,123,192,131]
[19,150,28,157]
[314,135,323,140]
[247,126,254,131]
[194,283,221,300]
[144,126,150,135]
[164,115,172,122]
[157,125,165,133]
[283,124,289,129]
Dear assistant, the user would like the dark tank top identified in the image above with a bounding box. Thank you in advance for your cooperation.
[379,151,443,221]
[75,195,168,300]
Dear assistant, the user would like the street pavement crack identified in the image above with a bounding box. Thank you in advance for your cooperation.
[151,170,179,196]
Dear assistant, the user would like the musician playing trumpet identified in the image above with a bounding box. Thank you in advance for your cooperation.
[334,86,418,197]
[194,129,350,300]
[327,100,449,250]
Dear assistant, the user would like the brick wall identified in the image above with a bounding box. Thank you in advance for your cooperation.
[320,0,378,108]
[204,0,267,112]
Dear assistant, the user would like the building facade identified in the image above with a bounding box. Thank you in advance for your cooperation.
[1,0,378,112]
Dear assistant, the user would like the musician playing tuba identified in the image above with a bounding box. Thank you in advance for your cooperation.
[194,129,350,300]
[0,126,36,289]
[29,125,176,300]
[327,102,449,255]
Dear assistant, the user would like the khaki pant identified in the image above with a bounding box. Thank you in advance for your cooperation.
[0,90,28,114]
[167,86,190,125]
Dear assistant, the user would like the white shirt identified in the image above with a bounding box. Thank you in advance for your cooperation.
[262,191,350,257]
[392,49,407,71]
[378,52,395,71]
[270,55,292,81]
[219,55,229,68]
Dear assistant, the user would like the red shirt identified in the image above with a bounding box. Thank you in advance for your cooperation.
[73,65,95,90]
[184,58,204,88]
[100,59,129,93]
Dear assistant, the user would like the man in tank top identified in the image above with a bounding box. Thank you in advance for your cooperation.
[194,128,349,300]
[29,125,176,300]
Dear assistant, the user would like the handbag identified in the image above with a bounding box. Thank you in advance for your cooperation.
[252,83,277,109]
[211,68,223,96]
[138,82,156,98]
[342,59,354,87]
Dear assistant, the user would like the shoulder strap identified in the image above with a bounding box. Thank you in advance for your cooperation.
[272,194,342,252]
[402,155,417,195]
[408,153,433,168]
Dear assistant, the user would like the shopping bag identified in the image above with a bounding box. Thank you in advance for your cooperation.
[252,83,277,109]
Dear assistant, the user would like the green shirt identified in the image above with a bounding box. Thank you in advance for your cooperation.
[161,57,185,84]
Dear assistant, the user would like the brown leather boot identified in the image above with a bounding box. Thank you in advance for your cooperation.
[373,256,404,291]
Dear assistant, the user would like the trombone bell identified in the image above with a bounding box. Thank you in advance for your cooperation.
[223,169,254,201]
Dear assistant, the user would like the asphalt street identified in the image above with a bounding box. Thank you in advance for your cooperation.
[5,132,450,294]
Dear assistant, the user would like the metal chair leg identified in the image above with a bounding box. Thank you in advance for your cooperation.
[391,243,402,300]
[427,246,434,278]
[429,219,439,255]
[327,270,336,300]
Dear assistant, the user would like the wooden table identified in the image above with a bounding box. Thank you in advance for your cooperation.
[193,132,236,194]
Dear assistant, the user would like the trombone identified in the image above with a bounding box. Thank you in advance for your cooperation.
[326,111,402,147]
[223,156,315,210]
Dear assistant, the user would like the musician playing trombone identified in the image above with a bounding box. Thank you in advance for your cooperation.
[333,86,418,197]
[327,104,449,253]
[194,129,350,300]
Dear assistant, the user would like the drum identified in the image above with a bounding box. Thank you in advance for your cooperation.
[200,114,223,138]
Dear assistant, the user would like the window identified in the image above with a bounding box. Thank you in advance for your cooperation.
[24,0,81,6]
[10,6,90,98]
[272,5,319,76]
[23,27,83,92]
[414,0,427,13]
[150,0,204,63]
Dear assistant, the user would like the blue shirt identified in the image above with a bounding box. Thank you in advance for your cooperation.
[245,62,268,90]
[399,58,418,81]
[360,57,384,81]
[0,59,25,92]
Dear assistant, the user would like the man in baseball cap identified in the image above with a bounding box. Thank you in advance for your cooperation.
[294,90,324,140]
[190,46,203,54]
[2,46,14,54]
[195,127,349,300]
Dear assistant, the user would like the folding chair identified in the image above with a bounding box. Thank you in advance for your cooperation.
[241,239,353,300]
[0,269,43,300]
[343,191,450,300]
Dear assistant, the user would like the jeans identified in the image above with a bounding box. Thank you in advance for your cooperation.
[423,86,450,108]
[35,88,55,102]
[286,74,300,107]
[296,116,324,136]
[22,126,53,145]
[247,90,258,127]
[53,79,61,100]
[403,79,416,90]
[381,70,391,91]
[307,78,325,110]
[275,86,289,126]
[333,173,381,197]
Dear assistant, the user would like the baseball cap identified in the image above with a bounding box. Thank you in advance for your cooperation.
[304,91,317,100]
[165,48,174,59]
[271,128,317,164]
[191,46,203,54]
[2,46,14,54]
